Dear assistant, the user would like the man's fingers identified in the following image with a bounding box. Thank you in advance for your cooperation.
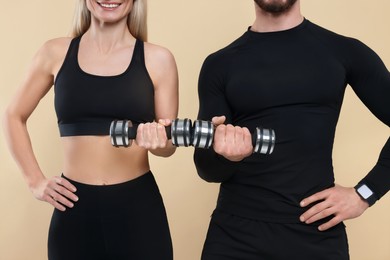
[211,115,226,126]
[318,216,342,231]
[300,189,329,207]
[302,205,335,224]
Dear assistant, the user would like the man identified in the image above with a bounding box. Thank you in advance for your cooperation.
[194,0,390,259]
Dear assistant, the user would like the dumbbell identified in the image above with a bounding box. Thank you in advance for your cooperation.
[110,119,192,148]
[191,120,275,155]
[110,119,275,155]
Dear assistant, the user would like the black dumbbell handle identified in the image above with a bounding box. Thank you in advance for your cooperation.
[126,124,172,140]
[110,120,172,147]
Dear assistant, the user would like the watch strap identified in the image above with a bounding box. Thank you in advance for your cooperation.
[354,183,377,207]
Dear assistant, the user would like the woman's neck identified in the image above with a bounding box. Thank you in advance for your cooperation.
[84,19,134,54]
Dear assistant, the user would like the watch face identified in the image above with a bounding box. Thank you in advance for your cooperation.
[357,184,374,199]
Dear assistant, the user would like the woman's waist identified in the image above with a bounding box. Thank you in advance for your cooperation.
[59,171,163,217]
[63,166,150,186]
[61,136,149,185]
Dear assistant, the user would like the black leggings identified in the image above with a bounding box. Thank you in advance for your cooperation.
[202,209,349,260]
[48,172,173,260]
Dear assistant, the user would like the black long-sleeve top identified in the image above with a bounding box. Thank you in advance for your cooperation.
[194,19,390,223]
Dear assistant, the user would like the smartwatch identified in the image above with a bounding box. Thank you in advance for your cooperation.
[354,183,377,207]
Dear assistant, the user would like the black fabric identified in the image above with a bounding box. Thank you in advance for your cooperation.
[201,210,349,260]
[194,19,390,223]
[54,36,155,137]
[48,172,173,260]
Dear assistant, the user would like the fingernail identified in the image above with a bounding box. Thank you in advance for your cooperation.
[74,197,79,201]
[300,216,305,222]
[300,201,305,207]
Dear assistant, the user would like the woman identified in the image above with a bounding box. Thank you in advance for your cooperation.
[3,0,178,259]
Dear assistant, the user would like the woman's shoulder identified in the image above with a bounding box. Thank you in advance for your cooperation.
[39,37,73,56]
[143,41,175,64]
[142,41,178,86]
[30,37,74,75]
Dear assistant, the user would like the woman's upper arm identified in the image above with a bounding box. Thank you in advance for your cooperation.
[144,43,179,121]
[6,38,70,121]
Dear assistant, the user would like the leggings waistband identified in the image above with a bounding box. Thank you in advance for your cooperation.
[60,171,162,217]
[61,171,153,190]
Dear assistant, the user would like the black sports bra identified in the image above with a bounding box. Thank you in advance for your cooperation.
[54,36,155,137]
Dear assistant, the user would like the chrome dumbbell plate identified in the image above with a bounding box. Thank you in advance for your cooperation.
[171,118,192,147]
[254,127,275,155]
[192,120,214,149]
[110,120,132,147]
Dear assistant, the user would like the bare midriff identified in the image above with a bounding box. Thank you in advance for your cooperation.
[61,135,149,185]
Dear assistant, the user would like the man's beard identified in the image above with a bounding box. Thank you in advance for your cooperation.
[254,0,298,14]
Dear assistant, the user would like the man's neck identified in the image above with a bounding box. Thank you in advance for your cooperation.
[251,2,304,33]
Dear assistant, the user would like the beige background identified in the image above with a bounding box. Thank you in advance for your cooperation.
[1,1,389,259]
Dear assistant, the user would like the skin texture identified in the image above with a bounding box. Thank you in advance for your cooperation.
[3,0,178,211]
[210,0,369,231]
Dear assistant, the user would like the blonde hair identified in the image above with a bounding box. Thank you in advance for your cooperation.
[70,0,148,41]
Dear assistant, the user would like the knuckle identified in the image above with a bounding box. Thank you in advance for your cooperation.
[213,145,222,154]
[226,124,234,131]
[43,194,51,202]
[56,178,63,185]
[55,186,64,193]
[216,125,225,133]
[331,215,341,224]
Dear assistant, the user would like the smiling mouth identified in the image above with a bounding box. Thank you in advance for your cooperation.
[97,2,122,9]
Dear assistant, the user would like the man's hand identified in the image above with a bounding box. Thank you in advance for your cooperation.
[299,184,369,231]
[211,116,253,162]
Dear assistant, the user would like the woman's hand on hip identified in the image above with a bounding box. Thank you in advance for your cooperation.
[29,176,79,211]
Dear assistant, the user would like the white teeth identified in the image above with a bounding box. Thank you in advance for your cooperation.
[100,3,120,8]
